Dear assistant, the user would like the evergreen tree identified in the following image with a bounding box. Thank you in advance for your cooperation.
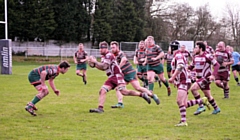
[92,0,113,43]
[52,0,78,42]
[6,0,56,41]
[111,0,138,42]
[27,0,56,41]
[53,0,91,43]
[75,0,93,42]
[132,0,146,41]
[4,0,31,41]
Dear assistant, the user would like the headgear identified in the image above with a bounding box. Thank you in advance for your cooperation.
[170,40,180,54]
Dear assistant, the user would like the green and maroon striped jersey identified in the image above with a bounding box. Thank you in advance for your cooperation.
[32,65,59,80]
[135,48,146,65]
[114,51,135,75]
[75,50,88,64]
[146,45,163,66]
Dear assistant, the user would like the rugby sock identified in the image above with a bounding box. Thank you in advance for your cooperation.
[31,96,40,105]
[139,77,144,82]
[209,98,218,110]
[234,77,239,83]
[224,88,229,97]
[168,74,171,79]
[118,102,123,106]
[148,82,154,91]
[144,79,149,86]
[98,105,103,110]
[154,76,159,81]
[27,96,40,109]
[194,95,204,108]
[186,99,201,108]
[162,80,169,88]
[179,105,186,122]
[139,92,144,97]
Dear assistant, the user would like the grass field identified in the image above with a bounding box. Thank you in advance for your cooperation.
[0,56,240,140]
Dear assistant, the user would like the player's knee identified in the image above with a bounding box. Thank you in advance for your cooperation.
[99,86,109,95]
[43,90,49,96]
[99,89,105,95]
[134,86,142,91]
[176,99,185,107]
[190,87,196,93]
[37,90,49,99]
[190,84,198,92]
[148,77,154,82]
[215,81,221,85]
[119,89,129,95]
[116,85,126,91]
[223,81,228,87]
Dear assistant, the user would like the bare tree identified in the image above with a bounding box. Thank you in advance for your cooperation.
[190,4,220,42]
[144,0,172,41]
[225,3,240,47]
[162,3,194,41]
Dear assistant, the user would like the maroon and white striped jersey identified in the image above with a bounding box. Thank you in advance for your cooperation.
[171,53,191,85]
[215,50,233,72]
[101,52,123,78]
[205,46,215,55]
[175,50,192,62]
[188,52,218,79]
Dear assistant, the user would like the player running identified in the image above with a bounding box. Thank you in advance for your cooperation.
[134,41,149,88]
[88,41,151,113]
[169,41,210,126]
[188,41,221,115]
[73,43,88,85]
[110,41,160,108]
[214,42,234,99]
[144,36,171,96]
[229,46,240,86]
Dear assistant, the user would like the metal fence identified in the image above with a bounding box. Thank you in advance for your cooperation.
[12,46,136,59]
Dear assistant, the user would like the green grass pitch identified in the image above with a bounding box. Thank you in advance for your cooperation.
[0,57,240,139]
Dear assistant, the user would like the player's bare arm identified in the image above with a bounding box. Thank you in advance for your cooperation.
[142,57,147,66]
[169,63,184,83]
[119,56,127,68]
[80,56,89,63]
[49,79,60,96]
[88,56,109,70]
[95,62,109,71]
[222,60,234,67]
[210,60,220,81]
[133,56,138,64]
[73,55,77,63]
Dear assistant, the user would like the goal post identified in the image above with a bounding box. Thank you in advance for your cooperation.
[120,42,139,51]
[0,0,8,39]
[119,42,139,60]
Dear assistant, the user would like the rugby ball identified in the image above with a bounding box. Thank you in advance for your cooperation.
[216,55,224,65]
[88,62,95,68]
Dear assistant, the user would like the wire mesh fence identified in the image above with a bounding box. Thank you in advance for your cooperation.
[12,46,136,60]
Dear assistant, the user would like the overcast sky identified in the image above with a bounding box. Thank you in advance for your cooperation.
[170,0,240,18]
